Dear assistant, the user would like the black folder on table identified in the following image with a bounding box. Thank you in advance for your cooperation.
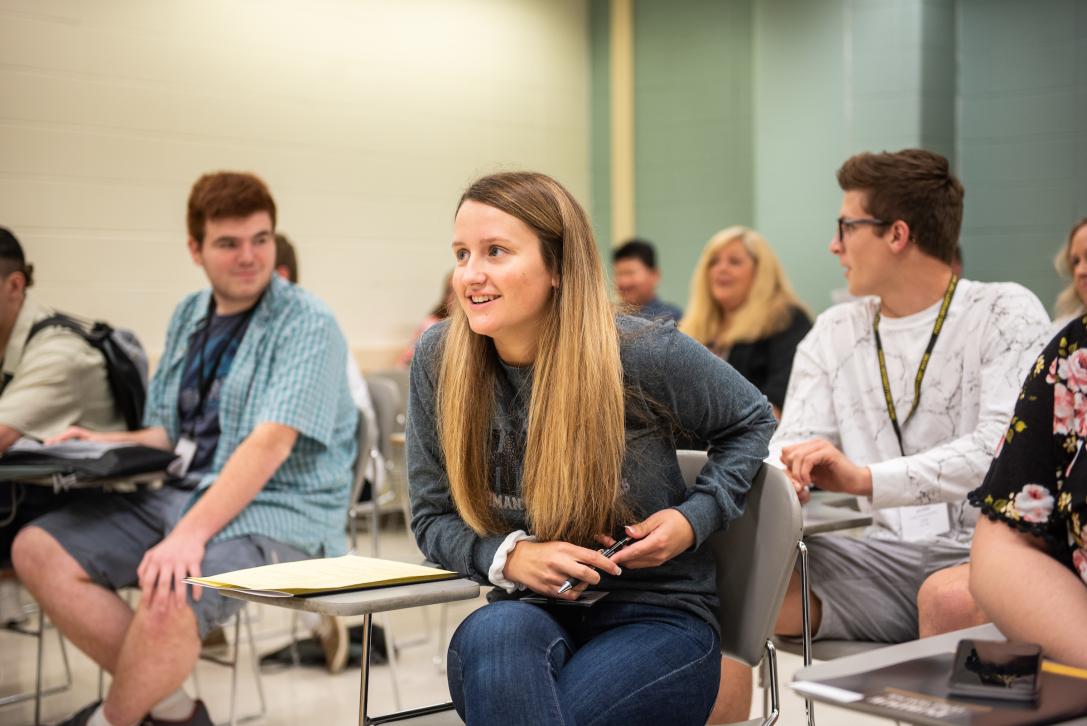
[0,440,176,483]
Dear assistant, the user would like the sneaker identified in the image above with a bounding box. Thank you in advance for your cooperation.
[53,701,102,726]
[314,614,348,673]
[200,626,227,651]
[143,699,213,725]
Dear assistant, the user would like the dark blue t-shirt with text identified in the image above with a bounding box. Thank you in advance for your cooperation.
[176,311,251,481]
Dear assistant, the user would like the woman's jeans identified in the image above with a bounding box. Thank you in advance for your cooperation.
[447,599,720,726]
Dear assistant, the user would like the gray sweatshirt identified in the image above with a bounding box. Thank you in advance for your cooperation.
[407,315,777,629]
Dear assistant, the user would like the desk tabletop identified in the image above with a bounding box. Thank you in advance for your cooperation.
[9,470,168,490]
[796,623,1001,683]
[217,577,480,617]
[803,492,872,535]
[794,624,1087,725]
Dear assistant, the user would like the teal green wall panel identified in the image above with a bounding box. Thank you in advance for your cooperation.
[593,0,1084,317]
[589,0,612,266]
[632,0,753,311]
[957,0,1087,313]
[752,0,851,312]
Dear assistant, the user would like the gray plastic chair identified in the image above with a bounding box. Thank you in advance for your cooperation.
[677,450,802,726]
[348,408,386,555]
[351,376,405,556]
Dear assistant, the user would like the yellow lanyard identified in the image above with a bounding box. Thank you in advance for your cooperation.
[873,274,959,455]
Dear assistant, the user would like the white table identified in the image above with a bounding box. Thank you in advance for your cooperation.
[220,578,480,726]
[803,491,872,535]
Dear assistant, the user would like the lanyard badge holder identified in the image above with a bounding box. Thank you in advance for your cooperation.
[169,297,258,479]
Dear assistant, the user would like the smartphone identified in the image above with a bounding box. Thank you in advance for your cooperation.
[947,639,1042,702]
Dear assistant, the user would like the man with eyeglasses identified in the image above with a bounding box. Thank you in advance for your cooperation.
[714,148,1051,721]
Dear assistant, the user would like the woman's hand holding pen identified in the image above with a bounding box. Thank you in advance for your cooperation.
[504,541,621,602]
[598,509,695,569]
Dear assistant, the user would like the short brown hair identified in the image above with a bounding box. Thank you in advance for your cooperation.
[187,172,276,245]
[274,233,299,283]
[836,149,964,263]
[0,226,33,287]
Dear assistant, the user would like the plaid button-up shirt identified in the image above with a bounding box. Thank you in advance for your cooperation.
[145,275,357,556]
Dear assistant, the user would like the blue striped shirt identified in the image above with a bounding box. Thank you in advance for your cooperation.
[144,275,357,556]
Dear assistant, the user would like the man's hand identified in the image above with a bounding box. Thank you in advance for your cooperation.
[780,438,872,502]
[45,425,105,445]
[504,540,622,601]
[599,509,696,569]
[137,530,207,611]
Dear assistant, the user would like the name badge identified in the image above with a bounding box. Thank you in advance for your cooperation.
[168,436,197,478]
[898,503,951,540]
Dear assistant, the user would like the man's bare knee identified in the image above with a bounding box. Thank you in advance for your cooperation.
[11,526,86,587]
[918,565,985,637]
[131,597,201,647]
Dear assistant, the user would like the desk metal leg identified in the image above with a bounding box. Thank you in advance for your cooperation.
[357,611,459,726]
[359,613,372,726]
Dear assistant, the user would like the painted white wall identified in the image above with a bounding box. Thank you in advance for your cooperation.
[0,0,591,365]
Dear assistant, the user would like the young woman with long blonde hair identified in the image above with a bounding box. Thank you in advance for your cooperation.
[407,172,775,725]
[680,226,811,413]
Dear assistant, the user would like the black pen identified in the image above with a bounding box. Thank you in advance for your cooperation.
[556,536,632,595]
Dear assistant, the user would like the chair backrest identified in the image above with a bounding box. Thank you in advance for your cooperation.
[676,450,802,667]
[365,374,403,461]
[348,408,375,506]
[369,367,409,424]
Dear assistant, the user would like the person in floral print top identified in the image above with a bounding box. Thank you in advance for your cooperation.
[969,316,1087,667]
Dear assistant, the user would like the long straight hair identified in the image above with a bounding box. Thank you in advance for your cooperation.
[437,172,626,545]
[1054,217,1087,318]
[680,226,807,349]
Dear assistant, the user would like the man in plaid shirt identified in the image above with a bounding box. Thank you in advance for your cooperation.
[13,172,357,726]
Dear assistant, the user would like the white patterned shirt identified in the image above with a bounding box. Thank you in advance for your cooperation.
[770,279,1051,544]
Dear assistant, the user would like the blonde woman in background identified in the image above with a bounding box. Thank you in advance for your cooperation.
[680,226,811,415]
[1052,217,1087,330]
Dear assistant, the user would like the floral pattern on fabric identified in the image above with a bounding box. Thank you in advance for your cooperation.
[969,317,1087,586]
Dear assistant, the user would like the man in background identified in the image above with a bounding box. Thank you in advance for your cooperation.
[0,227,126,622]
[612,238,682,323]
[273,230,380,673]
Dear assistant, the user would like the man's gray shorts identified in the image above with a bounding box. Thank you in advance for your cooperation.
[806,534,969,643]
[30,485,309,638]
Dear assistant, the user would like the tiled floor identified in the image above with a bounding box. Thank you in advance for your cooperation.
[0,522,886,726]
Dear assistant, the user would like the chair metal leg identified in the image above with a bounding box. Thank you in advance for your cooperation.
[370,496,380,558]
[377,614,402,710]
[434,603,449,673]
[242,606,266,721]
[758,639,780,726]
[797,540,815,726]
[35,606,45,726]
[349,512,359,555]
[0,612,74,712]
[228,610,241,726]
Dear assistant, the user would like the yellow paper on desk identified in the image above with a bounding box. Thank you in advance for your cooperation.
[187,555,458,596]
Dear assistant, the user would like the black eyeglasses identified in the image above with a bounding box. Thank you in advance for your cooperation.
[836,217,889,242]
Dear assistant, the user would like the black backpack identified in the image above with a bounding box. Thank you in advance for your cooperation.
[26,314,149,431]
